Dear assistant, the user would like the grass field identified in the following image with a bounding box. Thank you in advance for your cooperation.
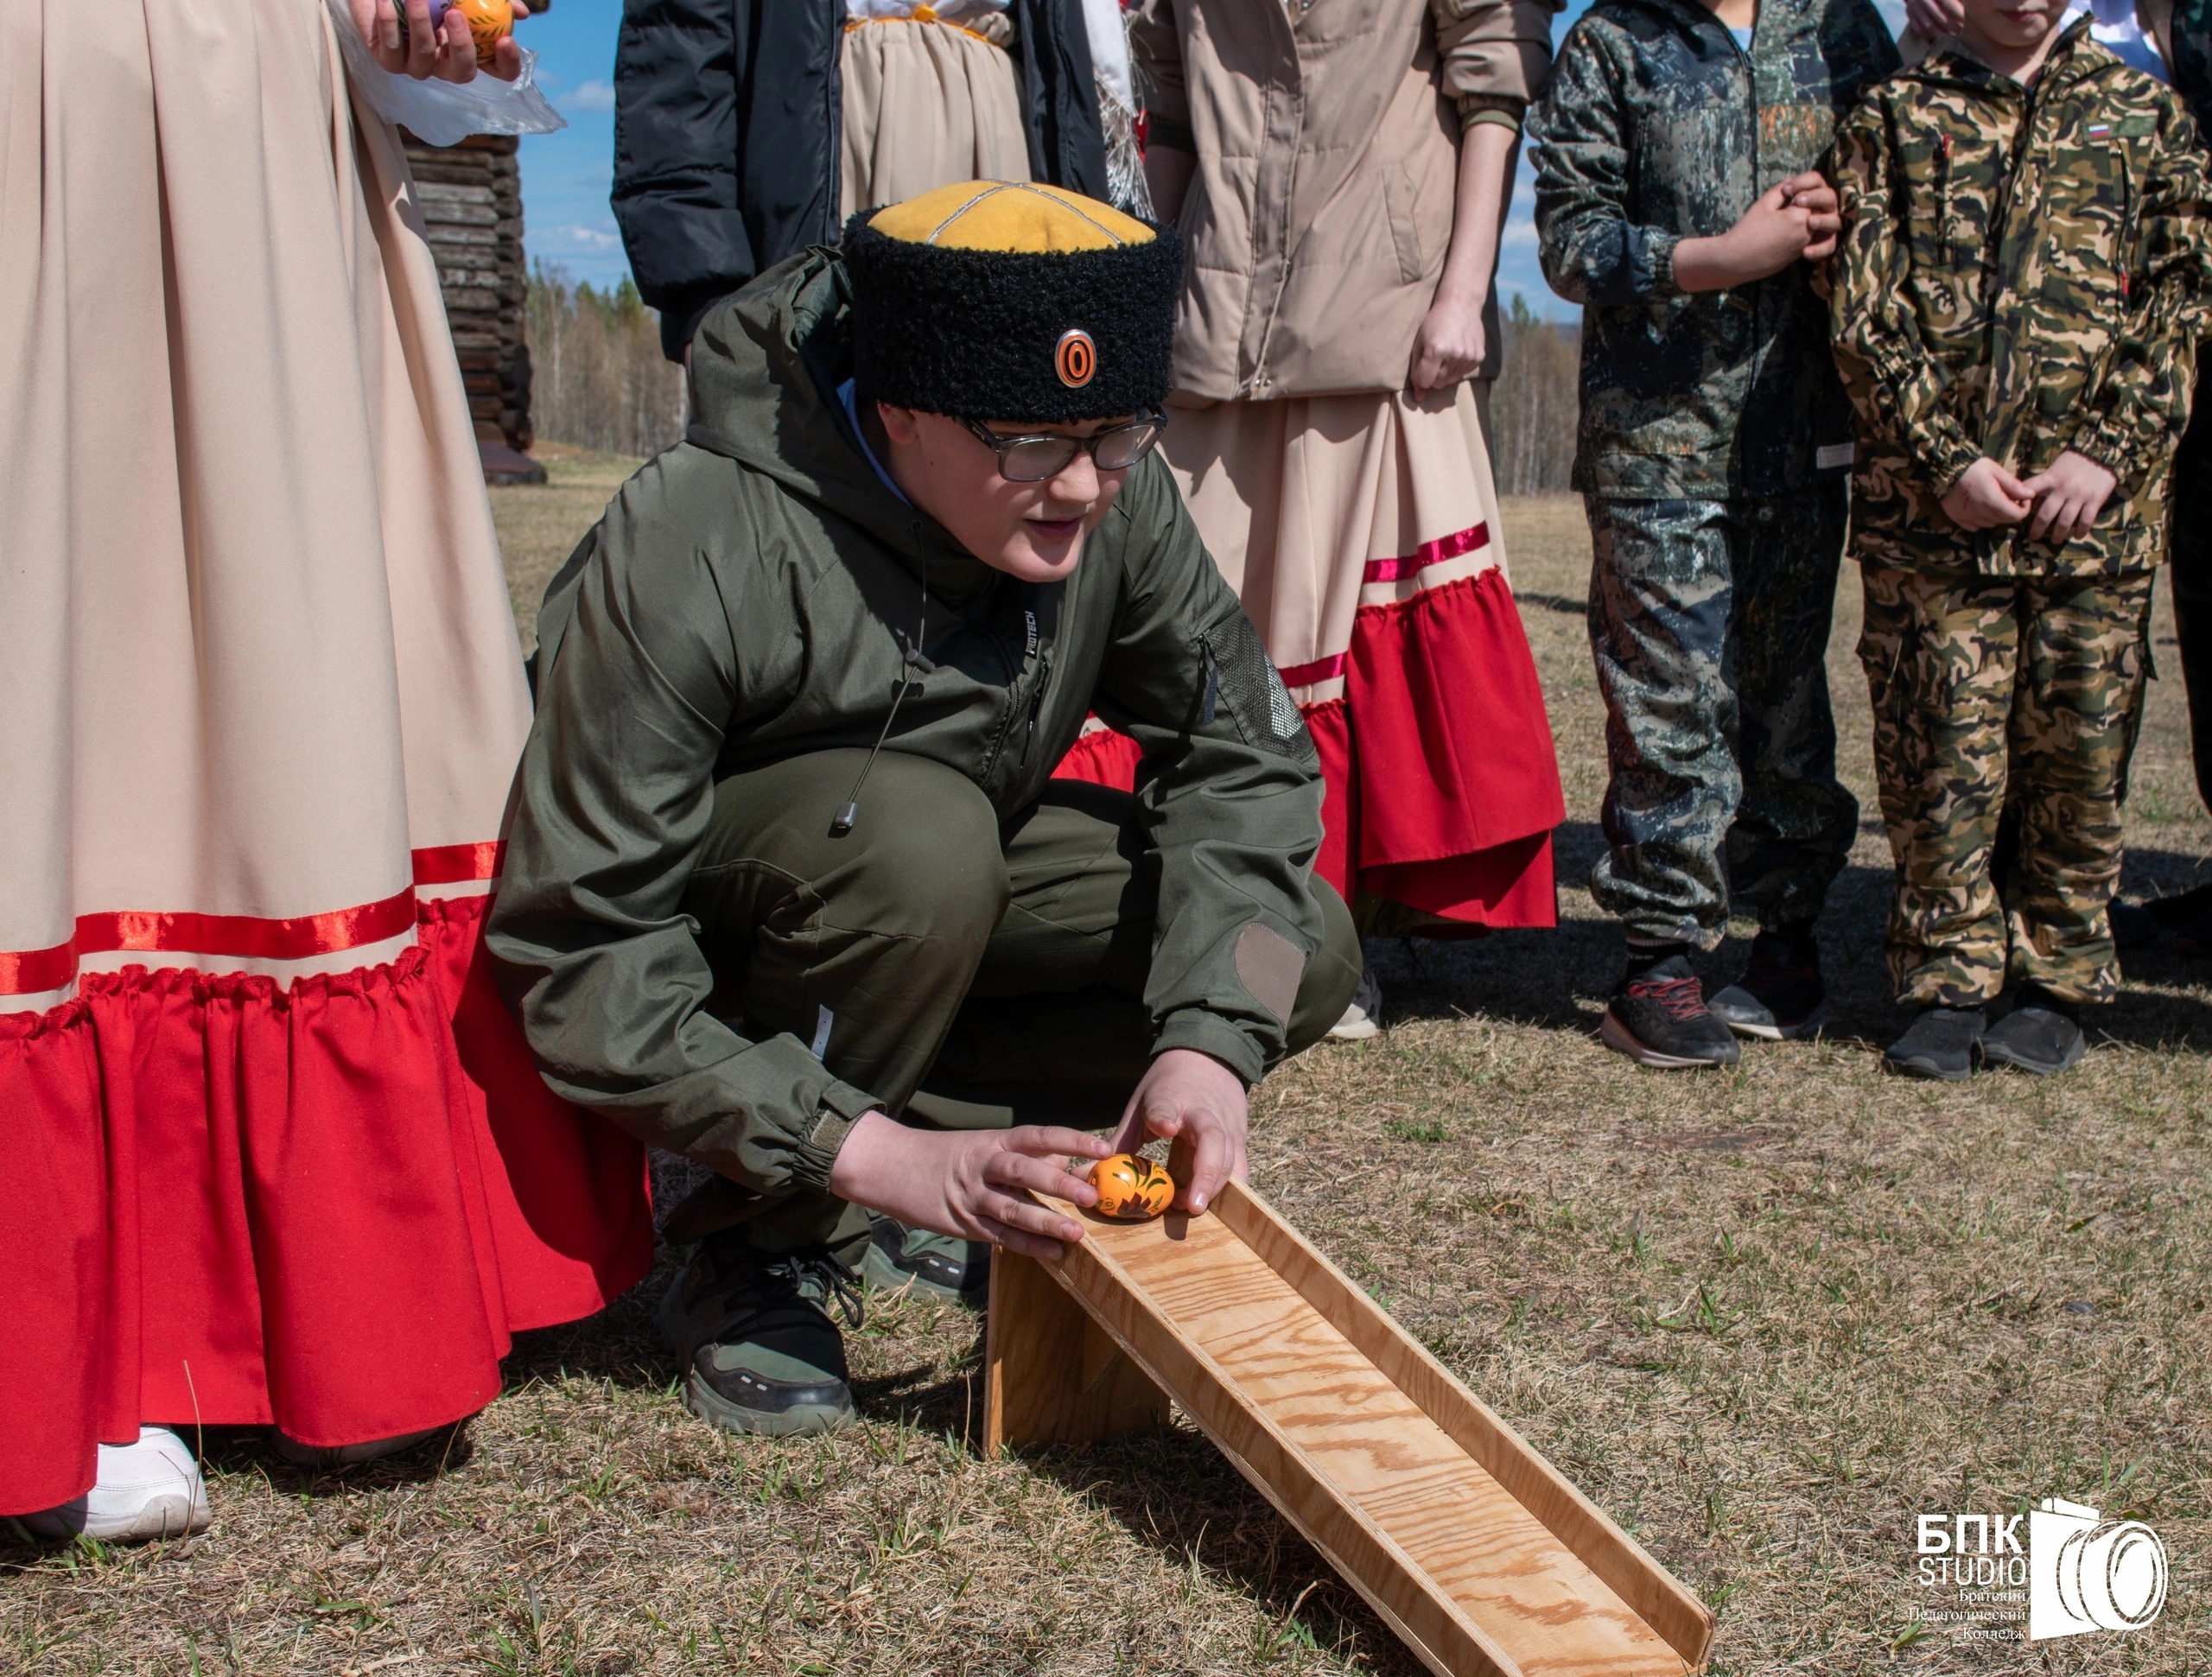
[7,467,2209,1676]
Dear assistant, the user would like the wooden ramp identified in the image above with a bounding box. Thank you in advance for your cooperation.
[984,1180,1713,1677]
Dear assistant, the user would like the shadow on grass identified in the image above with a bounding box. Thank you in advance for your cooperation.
[1020,1426,1430,1677]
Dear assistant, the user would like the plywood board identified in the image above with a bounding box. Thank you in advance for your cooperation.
[988,1180,1713,1677]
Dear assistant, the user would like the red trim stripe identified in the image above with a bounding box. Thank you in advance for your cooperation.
[1277,651,1348,689]
[1361,521,1489,585]
[0,842,506,994]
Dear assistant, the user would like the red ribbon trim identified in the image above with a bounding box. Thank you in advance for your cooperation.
[0,842,506,994]
[1360,521,1489,585]
[1276,524,1492,688]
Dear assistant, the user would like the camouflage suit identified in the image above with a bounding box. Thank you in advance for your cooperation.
[1529,0,1897,944]
[1831,20,2212,1003]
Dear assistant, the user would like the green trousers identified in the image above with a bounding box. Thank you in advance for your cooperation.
[674,748,1363,1264]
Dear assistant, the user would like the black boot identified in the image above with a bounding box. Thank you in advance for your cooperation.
[1884,1004,1987,1081]
[1709,924,1827,1040]
[1980,987,2087,1076]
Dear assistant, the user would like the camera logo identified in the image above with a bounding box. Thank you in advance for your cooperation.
[2028,1499,2169,1642]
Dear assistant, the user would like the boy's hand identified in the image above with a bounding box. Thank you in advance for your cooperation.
[2020,451,2117,543]
[827,1112,1113,1261]
[1941,456,2034,530]
[1111,1049,1249,1216]
[1673,174,1840,291]
[1904,0,1967,35]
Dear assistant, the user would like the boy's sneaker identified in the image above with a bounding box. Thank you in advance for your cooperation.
[861,1215,988,1307]
[1600,955,1741,1069]
[657,1232,861,1438]
[1708,928,1828,1040]
[1884,1004,1986,1081]
[19,1426,211,1543]
[1980,988,2086,1076]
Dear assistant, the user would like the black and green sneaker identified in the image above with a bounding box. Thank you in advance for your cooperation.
[657,1234,862,1438]
[861,1214,989,1307]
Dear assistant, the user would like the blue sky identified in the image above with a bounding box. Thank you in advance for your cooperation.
[513,0,1906,319]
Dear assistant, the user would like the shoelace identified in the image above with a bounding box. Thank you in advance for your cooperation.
[1627,973,1708,1020]
[761,1251,866,1332]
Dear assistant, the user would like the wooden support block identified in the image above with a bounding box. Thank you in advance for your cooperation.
[983,1248,1170,1451]
[1000,1182,1714,1677]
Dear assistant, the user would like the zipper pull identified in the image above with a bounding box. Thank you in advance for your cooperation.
[1019,686,1045,767]
[1200,641,1218,726]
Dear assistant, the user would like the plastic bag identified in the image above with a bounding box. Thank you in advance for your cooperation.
[325,0,566,147]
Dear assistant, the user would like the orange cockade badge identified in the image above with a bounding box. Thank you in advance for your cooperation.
[1055,328,1096,389]
[1090,1153,1174,1220]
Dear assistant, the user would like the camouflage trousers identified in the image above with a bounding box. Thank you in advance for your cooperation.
[1859,562,2152,1006]
[1585,487,1859,945]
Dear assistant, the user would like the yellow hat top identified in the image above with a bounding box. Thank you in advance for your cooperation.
[867,181,1155,255]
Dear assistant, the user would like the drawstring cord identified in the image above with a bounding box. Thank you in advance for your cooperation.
[832,542,931,837]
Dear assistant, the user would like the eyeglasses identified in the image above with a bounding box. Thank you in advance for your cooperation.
[958,412,1168,482]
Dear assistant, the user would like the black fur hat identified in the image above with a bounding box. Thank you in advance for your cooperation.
[844,181,1182,425]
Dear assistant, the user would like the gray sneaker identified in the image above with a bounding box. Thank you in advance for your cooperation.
[1980,989,2086,1076]
[657,1235,861,1438]
[861,1215,988,1306]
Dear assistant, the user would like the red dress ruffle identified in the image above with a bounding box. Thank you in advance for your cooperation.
[0,894,653,1515]
[1058,563,1561,931]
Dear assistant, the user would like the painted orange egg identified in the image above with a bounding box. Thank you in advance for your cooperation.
[1090,1153,1174,1221]
[451,0,512,65]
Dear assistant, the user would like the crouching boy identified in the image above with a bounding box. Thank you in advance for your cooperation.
[1832,0,2212,1078]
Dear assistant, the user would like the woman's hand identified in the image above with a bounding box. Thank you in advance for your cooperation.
[827,1112,1113,1261]
[1409,289,1487,402]
[1941,456,2033,530]
[1904,0,1967,35]
[1110,1048,1249,1216]
[348,0,529,84]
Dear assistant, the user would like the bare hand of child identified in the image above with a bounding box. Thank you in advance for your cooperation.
[1785,178,1842,261]
[2020,451,2116,543]
[1903,0,1967,37]
[1409,289,1486,401]
[1941,457,2033,530]
[1111,1048,1250,1216]
[827,1113,1114,1261]
[1674,174,1835,291]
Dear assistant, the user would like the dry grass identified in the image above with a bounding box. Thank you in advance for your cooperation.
[7,482,2209,1676]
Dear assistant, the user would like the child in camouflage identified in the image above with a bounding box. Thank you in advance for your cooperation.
[1531,0,1898,1069]
[1831,0,2212,1078]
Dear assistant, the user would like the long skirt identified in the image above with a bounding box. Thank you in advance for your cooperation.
[0,0,654,1515]
[1059,384,1564,930]
[840,16,1033,219]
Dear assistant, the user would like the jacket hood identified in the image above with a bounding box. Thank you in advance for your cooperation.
[683,250,1001,598]
[1912,15,2113,95]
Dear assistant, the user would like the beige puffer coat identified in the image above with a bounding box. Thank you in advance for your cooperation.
[1134,0,1560,400]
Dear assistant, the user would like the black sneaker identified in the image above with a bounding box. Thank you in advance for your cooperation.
[1884,1004,1986,1081]
[1980,988,2086,1076]
[861,1215,988,1307]
[1708,928,1828,1041]
[656,1234,861,1438]
[1600,955,1741,1069]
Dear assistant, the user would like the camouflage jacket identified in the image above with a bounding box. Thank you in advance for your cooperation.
[1832,20,2212,576]
[1529,0,1898,499]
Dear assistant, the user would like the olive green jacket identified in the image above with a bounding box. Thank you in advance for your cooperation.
[1832,20,2212,575]
[486,251,1327,1197]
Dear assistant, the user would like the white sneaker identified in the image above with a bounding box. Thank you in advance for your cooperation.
[19,1426,211,1543]
[270,1426,443,1468]
[1326,969,1383,1041]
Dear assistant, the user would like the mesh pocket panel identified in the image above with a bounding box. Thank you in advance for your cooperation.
[1203,613,1318,769]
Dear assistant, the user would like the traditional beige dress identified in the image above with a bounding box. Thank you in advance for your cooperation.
[840,10,1035,217]
[0,0,651,1515]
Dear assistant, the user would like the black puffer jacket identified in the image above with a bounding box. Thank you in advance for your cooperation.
[613,0,1111,360]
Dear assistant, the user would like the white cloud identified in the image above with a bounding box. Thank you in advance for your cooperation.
[565,79,616,112]
[547,223,623,251]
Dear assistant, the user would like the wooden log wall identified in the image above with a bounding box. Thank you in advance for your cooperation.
[401,131,536,462]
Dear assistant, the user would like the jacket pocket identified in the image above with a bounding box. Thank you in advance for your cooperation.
[1382,159,1426,286]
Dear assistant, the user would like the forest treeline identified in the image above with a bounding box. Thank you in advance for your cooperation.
[525,266,1580,492]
